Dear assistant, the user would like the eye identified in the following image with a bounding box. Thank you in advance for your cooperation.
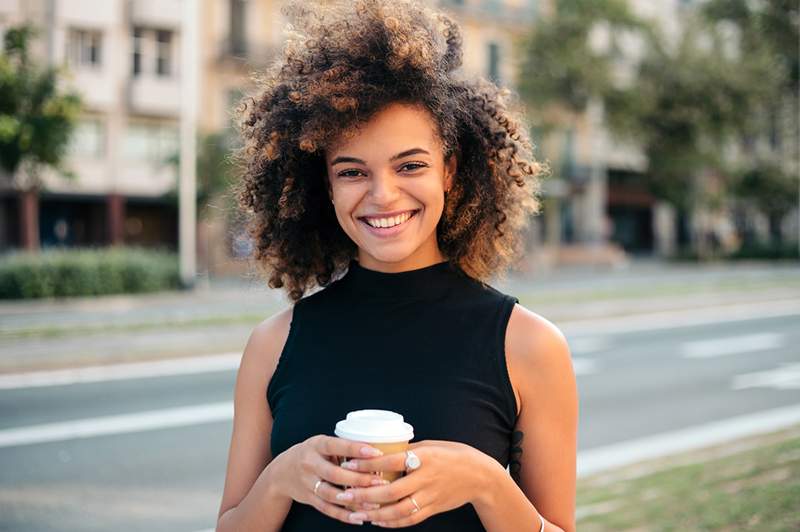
[400,162,428,172]
[337,169,365,178]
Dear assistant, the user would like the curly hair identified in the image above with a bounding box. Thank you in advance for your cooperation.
[233,0,546,302]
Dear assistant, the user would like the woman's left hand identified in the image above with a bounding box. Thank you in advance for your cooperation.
[337,439,497,527]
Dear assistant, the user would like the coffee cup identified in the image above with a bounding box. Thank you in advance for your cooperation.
[333,409,414,496]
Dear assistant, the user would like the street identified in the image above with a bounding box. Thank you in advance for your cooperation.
[1,301,798,531]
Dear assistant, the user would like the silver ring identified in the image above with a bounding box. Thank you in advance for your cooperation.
[404,450,421,471]
[409,496,421,514]
[313,479,323,496]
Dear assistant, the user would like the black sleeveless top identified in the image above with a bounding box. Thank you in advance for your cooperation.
[267,258,520,531]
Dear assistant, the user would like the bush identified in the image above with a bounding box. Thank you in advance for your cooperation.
[0,246,181,299]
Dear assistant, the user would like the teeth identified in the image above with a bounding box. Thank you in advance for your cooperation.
[365,211,413,228]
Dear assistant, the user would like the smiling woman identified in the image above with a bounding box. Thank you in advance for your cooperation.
[218,1,577,532]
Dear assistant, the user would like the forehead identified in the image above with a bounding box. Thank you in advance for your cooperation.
[326,102,441,161]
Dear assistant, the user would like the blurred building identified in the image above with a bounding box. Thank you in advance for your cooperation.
[0,0,184,251]
[7,0,788,271]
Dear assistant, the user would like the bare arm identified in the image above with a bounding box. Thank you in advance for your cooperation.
[216,307,294,532]
[473,304,578,532]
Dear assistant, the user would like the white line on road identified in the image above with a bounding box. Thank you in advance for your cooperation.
[568,336,611,354]
[0,353,242,390]
[562,299,800,336]
[572,358,598,375]
[1,299,797,391]
[577,403,800,478]
[0,402,233,448]
[732,363,800,390]
[680,332,785,359]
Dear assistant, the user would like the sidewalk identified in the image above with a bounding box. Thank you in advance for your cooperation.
[1,260,798,373]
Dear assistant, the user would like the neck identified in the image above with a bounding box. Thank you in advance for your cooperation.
[357,243,447,273]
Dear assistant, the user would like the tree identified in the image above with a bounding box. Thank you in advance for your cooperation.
[518,0,792,256]
[164,130,238,221]
[0,24,81,250]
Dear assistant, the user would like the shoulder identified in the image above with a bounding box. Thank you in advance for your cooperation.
[505,302,575,411]
[238,305,296,391]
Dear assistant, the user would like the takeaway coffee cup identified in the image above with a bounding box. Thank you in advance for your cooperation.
[334,409,414,483]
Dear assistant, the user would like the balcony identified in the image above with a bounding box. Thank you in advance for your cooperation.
[57,0,117,27]
[218,38,281,68]
[129,0,181,29]
[127,75,180,116]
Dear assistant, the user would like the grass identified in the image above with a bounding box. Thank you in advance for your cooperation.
[575,426,800,531]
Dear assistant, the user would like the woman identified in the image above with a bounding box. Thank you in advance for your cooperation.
[216,0,578,530]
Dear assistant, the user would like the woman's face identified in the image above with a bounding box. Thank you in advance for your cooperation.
[325,102,456,273]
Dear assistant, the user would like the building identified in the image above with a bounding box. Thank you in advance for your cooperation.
[0,0,186,252]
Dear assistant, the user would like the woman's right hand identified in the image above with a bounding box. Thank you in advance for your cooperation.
[272,434,388,525]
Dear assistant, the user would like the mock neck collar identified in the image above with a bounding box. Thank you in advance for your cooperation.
[341,258,461,300]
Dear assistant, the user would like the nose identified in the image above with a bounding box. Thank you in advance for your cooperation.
[368,169,401,204]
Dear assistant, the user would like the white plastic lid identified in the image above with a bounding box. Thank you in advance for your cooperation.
[334,409,414,443]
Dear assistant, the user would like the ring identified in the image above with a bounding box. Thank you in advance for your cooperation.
[409,496,421,514]
[313,479,323,496]
[404,450,421,471]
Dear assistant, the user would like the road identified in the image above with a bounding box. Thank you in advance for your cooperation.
[0,303,798,531]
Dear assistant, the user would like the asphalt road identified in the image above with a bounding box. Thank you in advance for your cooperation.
[1,306,798,531]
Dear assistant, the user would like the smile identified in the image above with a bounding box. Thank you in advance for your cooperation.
[357,209,420,237]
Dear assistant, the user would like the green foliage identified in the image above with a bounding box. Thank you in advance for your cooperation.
[163,130,238,220]
[518,0,794,211]
[604,13,783,208]
[732,160,797,219]
[703,0,799,93]
[0,24,81,182]
[0,247,180,299]
[517,0,649,116]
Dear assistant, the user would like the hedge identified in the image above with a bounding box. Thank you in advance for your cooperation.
[0,246,181,299]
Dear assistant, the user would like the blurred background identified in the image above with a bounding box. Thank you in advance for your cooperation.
[0,0,797,531]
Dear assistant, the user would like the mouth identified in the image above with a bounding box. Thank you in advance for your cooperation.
[357,209,421,237]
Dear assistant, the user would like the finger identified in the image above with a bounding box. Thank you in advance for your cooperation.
[345,467,419,504]
[364,495,427,525]
[313,434,384,459]
[308,495,369,526]
[345,476,415,505]
[314,454,381,488]
[339,451,409,474]
[371,507,430,528]
[315,480,382,511]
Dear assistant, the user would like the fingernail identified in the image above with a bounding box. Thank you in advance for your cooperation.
[363,503,381,510]
[341,460,358,470]
[371,478,390,486]
[336,491,353,501]
[361,446,383,457]
[349,512,367,524]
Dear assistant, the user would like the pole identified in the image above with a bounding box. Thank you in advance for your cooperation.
[179,0,198,289]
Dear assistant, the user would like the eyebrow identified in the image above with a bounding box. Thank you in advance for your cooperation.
[330,148,431,166]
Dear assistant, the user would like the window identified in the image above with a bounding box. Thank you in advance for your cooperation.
[67,29,102,69]
[487,41,500,82]
[124,122,179,163]
[156,30,173,76]
[131,28,175,78]
[69,118,106,158]
[229,0,247,56]
[132,27,143,76]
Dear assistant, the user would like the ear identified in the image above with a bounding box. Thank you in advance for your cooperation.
[445,153,457,191]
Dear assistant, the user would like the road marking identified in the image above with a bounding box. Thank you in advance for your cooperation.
[562,299,800,336]
[0,299,797,391]
[680,332,784,359]
[568,336,611,354]
[732,363,800,390]
[572,358,598,375]
[577,403,800,478]
[0,402,233,448]
[0,353,242,390]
